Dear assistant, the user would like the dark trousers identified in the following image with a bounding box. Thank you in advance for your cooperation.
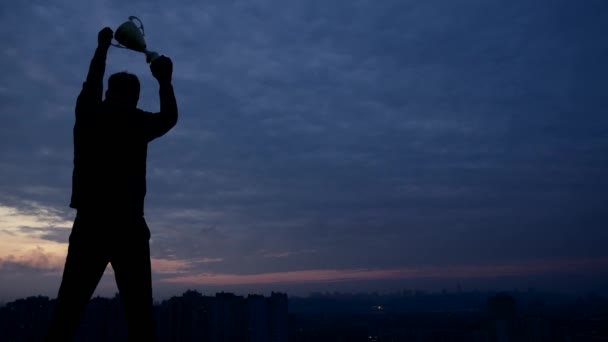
[46,212,156,341]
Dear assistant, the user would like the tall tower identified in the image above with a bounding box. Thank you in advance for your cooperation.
[488,293,518,342]
[247,294,270,342]
[269,292,289,342]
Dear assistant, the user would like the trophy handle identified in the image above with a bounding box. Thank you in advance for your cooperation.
[111,42,128,49]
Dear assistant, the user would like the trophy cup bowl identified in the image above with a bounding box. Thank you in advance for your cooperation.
[112,16,160,64]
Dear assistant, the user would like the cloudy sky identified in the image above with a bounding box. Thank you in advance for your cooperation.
[1,0,607,302]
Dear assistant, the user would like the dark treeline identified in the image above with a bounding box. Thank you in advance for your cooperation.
[1,289,607,341]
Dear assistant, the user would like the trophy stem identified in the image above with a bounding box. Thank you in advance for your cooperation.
[145,50,160,64]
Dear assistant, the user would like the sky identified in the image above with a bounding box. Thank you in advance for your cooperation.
[1,0,607,302]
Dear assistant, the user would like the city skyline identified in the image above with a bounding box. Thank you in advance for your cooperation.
[2,289,607,340]
[1,0,608,302]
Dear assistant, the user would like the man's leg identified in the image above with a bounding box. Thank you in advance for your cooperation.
[111,216,156,341]
[46,215,109,341]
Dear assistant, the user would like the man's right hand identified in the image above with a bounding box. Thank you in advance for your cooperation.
[98,27,113,49]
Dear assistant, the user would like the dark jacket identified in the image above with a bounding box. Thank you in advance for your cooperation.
[70,47,178,215]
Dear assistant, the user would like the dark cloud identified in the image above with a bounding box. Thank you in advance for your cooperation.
[15,226,70,243]
[1,0,607,298]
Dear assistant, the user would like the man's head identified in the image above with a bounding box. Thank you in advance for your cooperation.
[105,72,140,109]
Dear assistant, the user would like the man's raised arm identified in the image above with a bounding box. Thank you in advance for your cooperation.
[144,56,178,141]
[75,27,113,118]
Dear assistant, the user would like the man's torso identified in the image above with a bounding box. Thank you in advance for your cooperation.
[70,102,151,215]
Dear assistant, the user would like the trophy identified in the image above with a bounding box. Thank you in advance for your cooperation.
[112,16,160,64]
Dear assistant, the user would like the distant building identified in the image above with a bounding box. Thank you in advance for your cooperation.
[215,292,248,341]
[248,294,269,342]
[157,290,208,341]
[269,292,288,342]
[487,293,518,342]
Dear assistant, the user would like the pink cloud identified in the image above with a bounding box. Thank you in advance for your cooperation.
[161,257,608,286]
[0,246,65,271]
[151,257,224,274]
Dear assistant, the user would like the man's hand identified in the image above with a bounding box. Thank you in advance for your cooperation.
[98,27,113,49]
[150,56,173,84]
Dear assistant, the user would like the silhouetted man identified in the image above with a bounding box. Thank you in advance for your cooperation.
[46,27,177,341]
